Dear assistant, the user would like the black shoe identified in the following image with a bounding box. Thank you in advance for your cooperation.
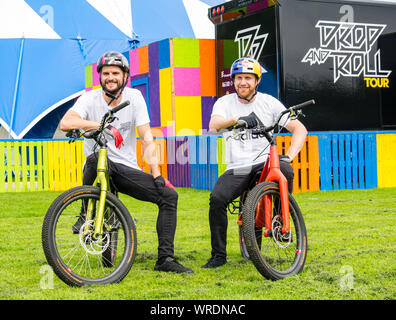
[72,215,86,234]
[154,257,194,274]
[201,256,227,269]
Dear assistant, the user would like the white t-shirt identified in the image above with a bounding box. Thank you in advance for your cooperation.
[71,87,150,170]
[212,92,290,171]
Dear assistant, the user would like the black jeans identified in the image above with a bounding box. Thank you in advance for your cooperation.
[208,160,294,259]
[83,153,178,264]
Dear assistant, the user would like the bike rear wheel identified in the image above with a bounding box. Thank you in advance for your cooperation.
[242,182,308,280]
[42,186,137,286]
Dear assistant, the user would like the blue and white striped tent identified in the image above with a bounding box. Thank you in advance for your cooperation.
[0,0,227,139]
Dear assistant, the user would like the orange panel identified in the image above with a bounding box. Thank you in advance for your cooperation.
[307,135,320,191]
[199,39,216,96]
[138,46,149,74]
[275,135,320,193]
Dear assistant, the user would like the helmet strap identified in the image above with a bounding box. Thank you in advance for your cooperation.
[101,73,128,106]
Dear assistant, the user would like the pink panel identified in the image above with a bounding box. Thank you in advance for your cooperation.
[174,67,201,96]
[129,49,140,76]
[92,63,100,86]
[161,126,174,137]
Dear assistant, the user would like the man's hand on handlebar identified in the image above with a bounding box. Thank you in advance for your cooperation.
[238,113,258,129]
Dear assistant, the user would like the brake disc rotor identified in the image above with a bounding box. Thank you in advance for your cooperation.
[79,220,110,254]
[271,215,292,248]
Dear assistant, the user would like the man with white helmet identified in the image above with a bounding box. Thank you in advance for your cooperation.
[202,57,307,269]
[60,51,193,274]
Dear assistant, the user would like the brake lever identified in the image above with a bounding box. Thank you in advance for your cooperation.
[106,115,118,124]
[289,108,305,120]
[66,129,81,144]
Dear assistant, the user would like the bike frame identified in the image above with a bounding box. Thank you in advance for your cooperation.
[236,130,292,238]
[236,145,291,237]
[258,144,290,236]
[85,146,110,238]
[77,100,130,239]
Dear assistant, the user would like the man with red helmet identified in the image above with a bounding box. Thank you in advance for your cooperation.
[202,57,308,269]
[60,51,193,274]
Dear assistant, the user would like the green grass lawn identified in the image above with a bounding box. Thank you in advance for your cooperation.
[0,187,395,300]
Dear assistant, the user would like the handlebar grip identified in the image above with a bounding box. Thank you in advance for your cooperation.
[111,100,130,114]
[224,120,247,132]
[292,99,315,111]
[234,119,247,129]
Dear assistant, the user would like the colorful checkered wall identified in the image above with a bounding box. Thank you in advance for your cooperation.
[84,38,217,137]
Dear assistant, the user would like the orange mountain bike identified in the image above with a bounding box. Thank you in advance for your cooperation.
[227,100,315,280]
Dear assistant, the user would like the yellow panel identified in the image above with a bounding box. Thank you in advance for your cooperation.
[57,141,65,191]
[47,141,54,191]
[377,134,396,188]
[159,67,173,127]
[174,96,202,136]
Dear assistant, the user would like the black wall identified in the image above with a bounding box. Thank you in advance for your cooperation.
[212,0,396,131]
[278,0,396,131]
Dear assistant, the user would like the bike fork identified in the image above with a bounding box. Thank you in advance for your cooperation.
[85,148,109,239]
[261,146,291,236]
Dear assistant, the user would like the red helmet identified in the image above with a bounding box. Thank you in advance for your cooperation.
[97,51,129,74]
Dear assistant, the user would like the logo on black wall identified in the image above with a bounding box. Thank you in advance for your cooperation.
[234,25,268,60]
[302,20,391,88]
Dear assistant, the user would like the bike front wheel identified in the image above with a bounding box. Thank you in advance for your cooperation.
[42,186,137,286]
[242,182,308,280]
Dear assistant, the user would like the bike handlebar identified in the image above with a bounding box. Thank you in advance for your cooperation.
[228,99,315,133]
[291,99,315,111]
[110,100,130,114]
[66,100,130,143]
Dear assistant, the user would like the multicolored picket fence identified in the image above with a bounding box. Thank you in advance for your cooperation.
[1,131,395,193]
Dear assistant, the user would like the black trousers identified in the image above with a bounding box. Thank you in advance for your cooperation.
[208,160,294,259]
[83,153,178,263]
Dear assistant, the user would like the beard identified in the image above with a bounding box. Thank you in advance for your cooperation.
[101,79,124,95]
[236,86,256,99]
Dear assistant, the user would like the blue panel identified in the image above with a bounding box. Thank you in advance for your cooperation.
[318,135,332,190]
[332,134,339,190]
[131,77,150,117]
[351,135,358,189]
[158,39,170,69]
[345,135,352,189]
[338,135,345,190]
[364,134,377,189]
[189,136,197,189]
[198,135,208,190]
[208,135,219,191]
[358,134,365,189]
[318,132,379,191]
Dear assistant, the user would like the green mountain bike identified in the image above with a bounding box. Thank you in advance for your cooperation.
[42,101,137,286]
